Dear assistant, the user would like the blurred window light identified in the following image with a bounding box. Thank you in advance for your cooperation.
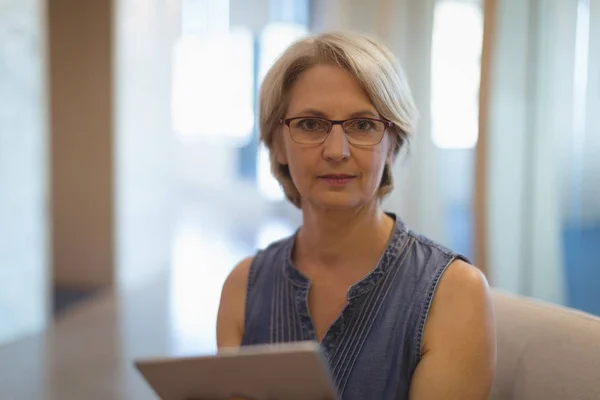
[181,0,229,35]
[256,22,308,201]
[257,143,285,201]
[172,0,254,147]
[430,0,483,149]
[256,218,296,249]
[169,222,248,355]
[171,28,254,146]
[258,22,308,82]
[270,0,310,26]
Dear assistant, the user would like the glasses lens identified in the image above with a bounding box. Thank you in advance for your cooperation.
[289,118,331,144]
[343,119,386,145]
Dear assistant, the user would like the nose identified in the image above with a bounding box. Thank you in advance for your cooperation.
[322,124,350,161]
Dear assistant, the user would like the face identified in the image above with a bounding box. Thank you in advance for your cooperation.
[275,64,393,210]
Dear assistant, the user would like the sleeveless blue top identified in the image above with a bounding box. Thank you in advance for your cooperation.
[241,214,468,399]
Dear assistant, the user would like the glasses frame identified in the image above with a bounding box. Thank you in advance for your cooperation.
[280,116,394,146]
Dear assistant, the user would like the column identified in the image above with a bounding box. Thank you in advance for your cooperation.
[49,0,115,288]
[49,0,180,291]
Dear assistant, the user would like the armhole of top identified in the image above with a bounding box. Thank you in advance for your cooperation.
[413,254,466,363]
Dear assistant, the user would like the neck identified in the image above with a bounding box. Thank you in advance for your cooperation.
[295,200,395,270]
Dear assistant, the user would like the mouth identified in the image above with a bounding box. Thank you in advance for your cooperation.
[317,174,357,185]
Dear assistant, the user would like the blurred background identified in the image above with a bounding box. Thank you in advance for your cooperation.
[0,0,599,397]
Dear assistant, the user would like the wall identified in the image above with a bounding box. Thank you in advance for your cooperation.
[0,0,49,345]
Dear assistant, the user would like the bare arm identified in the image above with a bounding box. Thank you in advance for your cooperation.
[409,260,497,400]
[216,257,253,349]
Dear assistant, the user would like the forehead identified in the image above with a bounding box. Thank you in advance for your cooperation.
[286,64,378,117]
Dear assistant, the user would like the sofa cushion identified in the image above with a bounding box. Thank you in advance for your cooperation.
[491,290,600,400]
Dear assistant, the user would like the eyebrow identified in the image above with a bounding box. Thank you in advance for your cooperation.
[348,110,380,119]
[292,108,380,119]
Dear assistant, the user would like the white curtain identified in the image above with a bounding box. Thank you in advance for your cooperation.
[483,0,577,303]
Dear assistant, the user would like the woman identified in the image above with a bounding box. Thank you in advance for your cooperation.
[216,32,496,399]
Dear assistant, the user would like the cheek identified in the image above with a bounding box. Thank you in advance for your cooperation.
[357,144,390,188]
[374,136,394,173]
[283,143,314,186]
[362,147,387,175]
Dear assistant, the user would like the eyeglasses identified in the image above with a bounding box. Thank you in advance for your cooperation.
[280,116,393,146]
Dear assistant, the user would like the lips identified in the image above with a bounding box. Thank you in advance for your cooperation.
[318,174,356,179]
[318,174,356,186]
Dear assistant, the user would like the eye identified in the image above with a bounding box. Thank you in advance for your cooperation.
[357,119,374,130]
[293,118,329,132]
[346,119,377,132]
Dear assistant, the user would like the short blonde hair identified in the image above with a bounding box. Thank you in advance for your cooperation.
[259,31,418,208]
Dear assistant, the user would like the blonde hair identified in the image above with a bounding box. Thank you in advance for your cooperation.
[259,31,418,208]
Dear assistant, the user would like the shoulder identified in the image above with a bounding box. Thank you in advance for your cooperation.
[222,256,253,299]
[410,259,496,398]
[216,256,253,349]
[422,258,496,363]
[437,259,491,306]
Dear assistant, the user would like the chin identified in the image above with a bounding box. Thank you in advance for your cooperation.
[308,192,366,210]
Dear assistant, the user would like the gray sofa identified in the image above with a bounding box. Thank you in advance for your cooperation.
[491,290,600,399]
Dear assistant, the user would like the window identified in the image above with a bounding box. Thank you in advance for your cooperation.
[171,29,255,146]
[172,0,254,146]
[430,0,483,149]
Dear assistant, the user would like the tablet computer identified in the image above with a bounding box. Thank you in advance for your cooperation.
[135,341,339,400]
